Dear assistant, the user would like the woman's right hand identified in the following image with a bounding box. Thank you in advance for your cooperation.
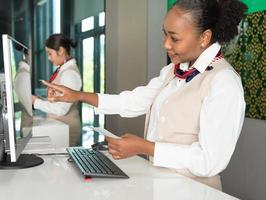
[41,80,79,103]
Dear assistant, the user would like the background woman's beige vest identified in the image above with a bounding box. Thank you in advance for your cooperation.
[145,58,239,190]
[50,64,81,146]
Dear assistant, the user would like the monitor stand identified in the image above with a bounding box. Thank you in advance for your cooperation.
[0,153,44,169]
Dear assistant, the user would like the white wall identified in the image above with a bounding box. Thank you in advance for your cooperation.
[147,0,167,80]
[105,0,167,137]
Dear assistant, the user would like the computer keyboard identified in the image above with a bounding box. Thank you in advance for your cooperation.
[67,147,129,178]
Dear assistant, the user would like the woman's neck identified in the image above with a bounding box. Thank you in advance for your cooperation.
[60,55,72,66]
[189,44,212,67]
[64,55,72,62]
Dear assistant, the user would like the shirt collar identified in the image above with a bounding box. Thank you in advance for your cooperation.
[179,42,221,73]
[18,60,30,71]
[56,58,76,71]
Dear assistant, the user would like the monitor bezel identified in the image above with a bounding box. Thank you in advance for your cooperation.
[2,34,32,162]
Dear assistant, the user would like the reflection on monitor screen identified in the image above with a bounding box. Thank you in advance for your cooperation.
[0,34,43,169]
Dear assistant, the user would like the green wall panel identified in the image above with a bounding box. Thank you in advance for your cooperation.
[167,0,176,10]
[242,0,266,13]
[167,0,266,13]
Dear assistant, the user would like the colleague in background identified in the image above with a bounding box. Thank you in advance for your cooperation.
[32,34,82,146]
[41,0,247,190]
[14,49,32,117]
[14,48,34,134]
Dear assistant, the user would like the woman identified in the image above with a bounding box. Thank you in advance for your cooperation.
[42,0,247,190]
[32,34,82,146]
[15,49,32,116]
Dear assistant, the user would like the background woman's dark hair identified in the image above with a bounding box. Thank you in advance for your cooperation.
[174,0,248,44]
[45,33,77,55]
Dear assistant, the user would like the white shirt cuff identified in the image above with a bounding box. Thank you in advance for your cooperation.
[95,93,122,115]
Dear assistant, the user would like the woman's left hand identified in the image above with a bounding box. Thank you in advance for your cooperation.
[105,133,154,160]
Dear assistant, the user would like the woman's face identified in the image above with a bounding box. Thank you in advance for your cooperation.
[163,6,205,64]
[45,47,64,66]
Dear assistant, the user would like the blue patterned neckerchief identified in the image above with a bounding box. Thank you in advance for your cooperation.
[174,50,223,82]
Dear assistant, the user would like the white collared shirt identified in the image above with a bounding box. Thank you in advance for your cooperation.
[97,43,246,177]
[34,58,82,116]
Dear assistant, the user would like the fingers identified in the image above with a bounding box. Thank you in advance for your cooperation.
[106,137,121,152]
[44,81,65,102]
[47,95,64,102]
[108,143,120,152]
[121,133,131,138]
[108,146,121,159]
[112,155,121,160]
[47,90,61,102]
[105,136,121,145]
[40,80,52,87]
[109,149,123,160]
[40,80,63,93]
[106,137,123,159]
[47,88,55,98]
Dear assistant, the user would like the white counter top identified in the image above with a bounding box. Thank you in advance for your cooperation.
[0,150,238,200]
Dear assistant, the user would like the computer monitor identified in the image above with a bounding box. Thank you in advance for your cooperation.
[0,34,43,169]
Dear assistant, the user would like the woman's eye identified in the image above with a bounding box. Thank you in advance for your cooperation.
[171,37,179,42]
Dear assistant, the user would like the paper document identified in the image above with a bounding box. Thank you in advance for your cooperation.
[89,127,121,139]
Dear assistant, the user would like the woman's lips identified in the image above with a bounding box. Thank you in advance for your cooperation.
[168,53,182,64]
[168,53,177,59]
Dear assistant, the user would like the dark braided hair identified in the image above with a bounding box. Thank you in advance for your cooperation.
[174,0,248,44]
[45,33,77,55]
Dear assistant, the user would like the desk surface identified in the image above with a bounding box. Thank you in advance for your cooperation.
[0,149,238,200]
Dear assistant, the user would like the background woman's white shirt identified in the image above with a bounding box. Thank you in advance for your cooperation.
[34,59,82,116]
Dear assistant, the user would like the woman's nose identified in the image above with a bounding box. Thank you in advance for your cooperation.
[163,37,172,50]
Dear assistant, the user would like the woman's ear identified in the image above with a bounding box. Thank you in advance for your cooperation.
[58,46,64,56]
[200,29,212,48]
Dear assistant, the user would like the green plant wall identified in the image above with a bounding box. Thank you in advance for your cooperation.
[223,11,266,120]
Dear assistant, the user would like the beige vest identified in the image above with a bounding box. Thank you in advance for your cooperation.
[145,58,239,190]
[49,61,82,146]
